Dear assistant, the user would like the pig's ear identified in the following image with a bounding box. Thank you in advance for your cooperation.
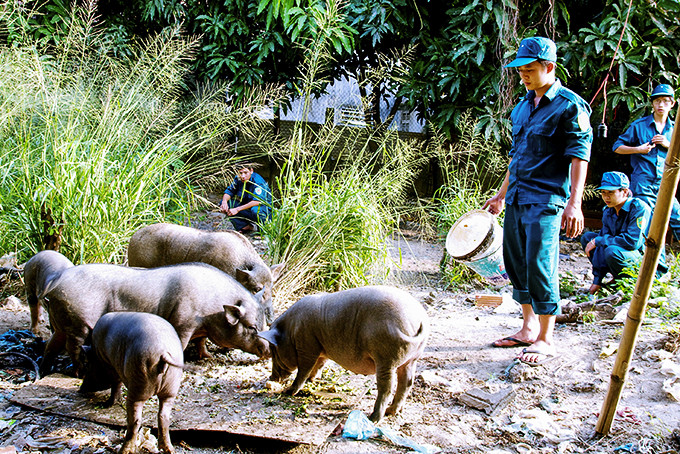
[223,304,244,325]
[258,328,280,346]
[270,263,286,283]
[235,268,255,287]
[253,288,265,304]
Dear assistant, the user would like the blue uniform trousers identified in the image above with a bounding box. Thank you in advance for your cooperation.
[503,203,562,316]
[635,190,680,240]
[580,231,642,285]
[227,202,270,231]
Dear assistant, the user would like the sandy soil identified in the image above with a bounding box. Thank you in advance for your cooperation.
[1,220,679,454]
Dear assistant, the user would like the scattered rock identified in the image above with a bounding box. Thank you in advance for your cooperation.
[570,381,598,393]
[458,386,515,415]
[0,298,23,312]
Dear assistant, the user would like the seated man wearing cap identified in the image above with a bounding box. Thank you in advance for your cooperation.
[613,84,680,240]
[581,171,651,294]
[219,164,272,234]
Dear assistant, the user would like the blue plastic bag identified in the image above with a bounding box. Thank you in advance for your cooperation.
[342,410,378,440]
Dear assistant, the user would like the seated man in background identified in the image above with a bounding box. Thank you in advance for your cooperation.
[581,171,651,294]
[220,164,272,233]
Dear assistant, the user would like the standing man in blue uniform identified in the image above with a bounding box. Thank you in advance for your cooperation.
[484,37,593,366]
[612,84,679,240]
[581,172,651,294]
[219,164,272,233]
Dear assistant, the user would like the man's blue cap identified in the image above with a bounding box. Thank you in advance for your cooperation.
[651,84,675,100]
[504,37,557,68]
[597,171,629,191]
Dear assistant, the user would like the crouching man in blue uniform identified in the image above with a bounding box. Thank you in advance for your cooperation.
[581,172,650,295]
[613,84,680,240]
[484,37,592,366]
[219,164,272,233]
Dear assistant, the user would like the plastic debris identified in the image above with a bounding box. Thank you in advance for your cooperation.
[615,407,641,425]
[599,342,618,357]
[613,442,638,452]
[493,297,521,314]
[135,427,159,453]
[0,418,16,430]
[0,330,44,383]
[342,410,378,440]
[418,370,464,394]
[342,410,440,453]
[0,330,43,357]
[503,409,577,444]
[380,426,440,454]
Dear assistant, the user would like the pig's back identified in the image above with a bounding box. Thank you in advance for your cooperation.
[128,223,214,268]
[128,223,259,273]
[94,312,183,393]
[306,286,429,372]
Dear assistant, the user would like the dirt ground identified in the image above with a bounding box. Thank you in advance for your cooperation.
[1,218,680,454]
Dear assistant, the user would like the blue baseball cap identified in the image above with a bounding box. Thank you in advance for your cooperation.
[597,171,629,191]
[651,84,675,100]
[504,37,557,68]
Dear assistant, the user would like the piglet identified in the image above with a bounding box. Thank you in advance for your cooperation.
[80,312,184,454]
[259,285,429,422]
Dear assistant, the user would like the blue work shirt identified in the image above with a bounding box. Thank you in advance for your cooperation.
[507,79,593,207]
[593,197,650,253]
[611,114,674,200]
[224,172,272,214]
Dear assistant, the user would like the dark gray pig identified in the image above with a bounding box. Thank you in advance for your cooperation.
[23,250,74,335]
[40,262,269,376]
[127,223,285,322]
[80,312,183,454]
[259,285,429,423]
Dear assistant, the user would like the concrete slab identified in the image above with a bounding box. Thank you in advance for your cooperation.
[9,359,374,446]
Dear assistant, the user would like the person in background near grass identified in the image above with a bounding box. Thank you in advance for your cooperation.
[613,84,679,240]
[220,164,272,234]
[483,36,592,366]
[580,172,651,295]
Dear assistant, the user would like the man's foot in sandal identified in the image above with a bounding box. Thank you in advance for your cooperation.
[491,336,534,348]
[517,345,559,367]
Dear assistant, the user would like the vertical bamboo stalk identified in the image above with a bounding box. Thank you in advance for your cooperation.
[595,107,680,435]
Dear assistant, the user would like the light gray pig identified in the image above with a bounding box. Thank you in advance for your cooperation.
[23,250,74,335]
[127,223,285,322]
[40,262,269,376]
[80,312,183,454]
[259,285,429,423]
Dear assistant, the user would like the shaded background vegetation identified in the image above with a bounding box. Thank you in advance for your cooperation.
[2,0,680,298]
[8,0,679,140]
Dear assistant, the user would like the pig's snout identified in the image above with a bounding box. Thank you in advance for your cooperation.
[254,338,271,359]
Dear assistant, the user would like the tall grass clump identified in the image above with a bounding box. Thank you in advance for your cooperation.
[428,111,507,286]
[260,1,433,302]
[263,124,430,301]
[0,5,273,263]
[430,110,507,236]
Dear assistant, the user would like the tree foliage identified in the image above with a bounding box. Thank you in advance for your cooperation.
[6,0,680,143]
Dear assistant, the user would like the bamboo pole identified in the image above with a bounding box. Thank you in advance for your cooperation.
[595,107,680,435]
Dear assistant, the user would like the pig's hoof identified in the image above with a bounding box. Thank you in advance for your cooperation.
[385,406,400,416]
[368,413,383,423]
[283,386,300,396]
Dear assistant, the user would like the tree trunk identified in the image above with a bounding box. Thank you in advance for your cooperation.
[40,204,64,252]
